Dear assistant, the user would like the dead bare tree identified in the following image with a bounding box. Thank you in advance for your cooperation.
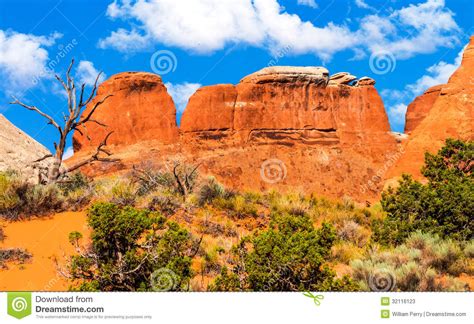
[172,161,201,198]
[10,59,117,183]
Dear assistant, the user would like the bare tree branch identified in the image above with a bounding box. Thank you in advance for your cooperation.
[10,97,61,131]
[33,154,54,163]
[75,94,113,128]
[80,72,102,108]
[65,132,118,174]
[9,59,117,183]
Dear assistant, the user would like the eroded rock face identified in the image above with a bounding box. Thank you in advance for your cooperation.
[240,66,329,86]
[354,77,376,86]
[0,114,52,182]
[73,72,179,151]
[328,72,357,85]
[72,66,399,201]
[179,71,399,200]
[404,84,444,134]
[387,36,474,180]
[183,69,391,144]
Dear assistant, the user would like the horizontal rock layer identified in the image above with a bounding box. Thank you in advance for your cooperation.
[71,66,402,201]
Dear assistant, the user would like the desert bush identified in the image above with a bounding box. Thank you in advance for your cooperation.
[464,241,474,258]
[147,195,181,216]
[198,177,230,206]
[268,192,313,216]
[0,172,65,220]
[350,232,470,291]
[378,139,473,244]
[0,248,32,269]
[202,248,222,275]
[338,195,355,211]
[58,172,94,210]
[68,231,83,248]
[337,220,371,248]
[110,181,136,206]
[131,162,200,199]
[0,227,4,242]
[331,242,364,264]
[59,172,91,195]
[214,194,259,219]
[131,163,175,196]
[69,203,196,291]
[209,212,359,292]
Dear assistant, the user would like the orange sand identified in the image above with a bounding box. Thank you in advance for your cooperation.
[0,212,88,291]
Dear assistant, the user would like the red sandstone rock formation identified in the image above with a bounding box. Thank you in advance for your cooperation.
[387,36,474,180]
[73,72,179,151]
[404,84,444,134]
[72,67,400,201]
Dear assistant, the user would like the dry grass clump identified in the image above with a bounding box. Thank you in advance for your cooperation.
[0,248,32,269]
[350,232,471,292]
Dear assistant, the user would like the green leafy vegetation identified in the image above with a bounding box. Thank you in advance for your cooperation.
[351,232,471,291]
[2,140,472,292]
[209,213,359,292]
[375,139,473,244]
[0,171,93,220]
[68,203,196,291]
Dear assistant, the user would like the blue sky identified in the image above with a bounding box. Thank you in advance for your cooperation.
[0,0,473,155]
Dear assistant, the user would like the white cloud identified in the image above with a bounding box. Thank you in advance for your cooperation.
[98,28,150,52]
[164,82,201,115]
[0,29,61,91]
[382,45,464,132]
[355,0,372,10]
[387,103,408,131]
[63,146,74,160]
[407,46,464,95]
[76,60,106,86]
[297,0,317,9]
[366,0,460,59]
[100,0,461,61]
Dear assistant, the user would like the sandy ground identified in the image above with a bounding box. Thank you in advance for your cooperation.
[0,212,88,291]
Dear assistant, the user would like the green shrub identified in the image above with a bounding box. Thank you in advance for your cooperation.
[68,231,83,248]
[59,172,93,210]
[147,195,180,216]
[210,212,359,292]
[331,242,364,264]
[69,203,195,291]
[131,164,175,196]
[337,220,371,248]
[198,177,229,206]
[464,241,474,258]
[377,139,473,244]
[351,232,470,292]
[110,181,136,206]
[59,172,91,195]
[0,172,65,220]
